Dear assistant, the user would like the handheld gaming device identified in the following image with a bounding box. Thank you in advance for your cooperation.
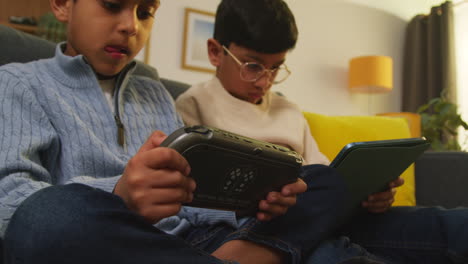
[329,137,430,221]
[160,125,304,214]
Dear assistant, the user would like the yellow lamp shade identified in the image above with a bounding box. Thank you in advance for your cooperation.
[348,56,393,93]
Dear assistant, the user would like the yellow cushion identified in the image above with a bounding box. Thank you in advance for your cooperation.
[303,112,416,206]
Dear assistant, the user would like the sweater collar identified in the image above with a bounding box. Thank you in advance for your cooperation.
[47,42,136,89]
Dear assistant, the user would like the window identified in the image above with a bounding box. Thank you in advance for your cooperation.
[454,2,468,148]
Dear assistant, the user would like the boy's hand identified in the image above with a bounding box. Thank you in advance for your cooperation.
[256,178,307,221]
[114,131,196,224]
[362,177,404,213]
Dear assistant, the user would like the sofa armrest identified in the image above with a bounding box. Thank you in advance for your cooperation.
[415,151,468,208]
[0,24,55,65]
[161,78,190,100]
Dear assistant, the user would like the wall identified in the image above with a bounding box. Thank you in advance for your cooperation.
[0,0,50,23]
[148,0,445,115]
[149,1,218,83]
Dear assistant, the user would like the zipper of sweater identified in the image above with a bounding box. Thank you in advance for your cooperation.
[113,76,125,148]
[112,62,135,149]
[115,115,125,147]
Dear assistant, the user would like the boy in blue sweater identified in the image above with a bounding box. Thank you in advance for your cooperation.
[0,0,351,263]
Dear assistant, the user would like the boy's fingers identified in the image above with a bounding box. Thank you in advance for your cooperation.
[146,169,196,191]
[138,131,168,153]
[368,188,394,202]
[265,192,296,207]
[282,178,307,196]
[151,131,169,147]
[364,188,396,212]
[367,197,394,211]
[256,212,271,221]
[146,187,194,204]
[257,203,287,221]
[389,177,404,188]
[141,148,191,176]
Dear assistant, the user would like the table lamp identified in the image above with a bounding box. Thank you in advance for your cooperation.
[348,55,393,94]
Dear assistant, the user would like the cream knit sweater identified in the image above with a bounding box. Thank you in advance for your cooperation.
[176,77,329,165]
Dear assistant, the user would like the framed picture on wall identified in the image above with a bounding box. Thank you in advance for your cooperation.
[182,8,216,73]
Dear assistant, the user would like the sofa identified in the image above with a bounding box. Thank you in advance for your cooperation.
[1,23,468,260]
[2,22,468,206]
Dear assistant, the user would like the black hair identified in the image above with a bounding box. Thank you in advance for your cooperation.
[213,0,298,54]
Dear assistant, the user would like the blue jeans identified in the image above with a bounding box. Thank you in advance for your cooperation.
[3,164,348,264]
[306,206,468,264]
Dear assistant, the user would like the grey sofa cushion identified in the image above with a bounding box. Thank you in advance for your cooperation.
[0,24,55,65]
[0,24,189,99]
[160,78,190,100]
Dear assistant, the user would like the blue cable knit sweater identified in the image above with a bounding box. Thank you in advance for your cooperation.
[0,45,237,237]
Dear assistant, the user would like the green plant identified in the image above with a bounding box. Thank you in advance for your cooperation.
[417,95,468,151]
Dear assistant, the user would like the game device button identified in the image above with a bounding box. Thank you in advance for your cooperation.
[253,147,263,155]
[185,125,211,134]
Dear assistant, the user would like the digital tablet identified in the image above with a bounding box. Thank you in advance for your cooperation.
[330,137,430,217]
[160,125,304,215]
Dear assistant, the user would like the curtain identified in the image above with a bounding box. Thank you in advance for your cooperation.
[402,1,457,112]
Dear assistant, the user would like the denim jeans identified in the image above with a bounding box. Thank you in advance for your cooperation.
[306,206,468,264]
[3,164,348,264]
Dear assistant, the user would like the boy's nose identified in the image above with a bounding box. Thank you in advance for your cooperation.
[119,10,139,36]
[254,73,273,91]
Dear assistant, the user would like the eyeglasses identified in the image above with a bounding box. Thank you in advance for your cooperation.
[222,46,291,84]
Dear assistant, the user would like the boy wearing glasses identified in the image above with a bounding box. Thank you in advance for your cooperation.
[176,0,468,263]
[175,0,329,166]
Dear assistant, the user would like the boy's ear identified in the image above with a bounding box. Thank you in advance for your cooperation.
[207,38,223,67]
[50,0,72,23]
